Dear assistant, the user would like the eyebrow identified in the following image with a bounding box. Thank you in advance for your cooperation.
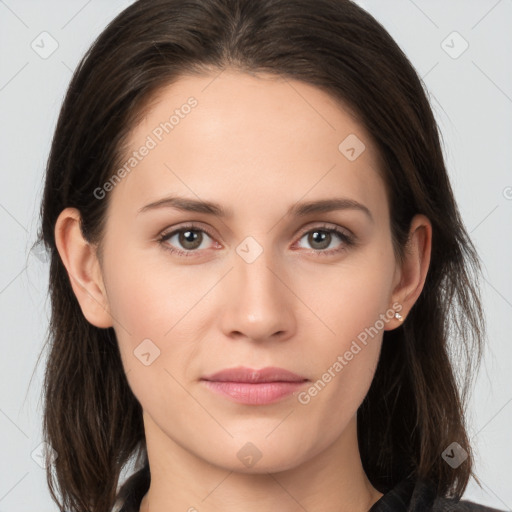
[137,195,373,222]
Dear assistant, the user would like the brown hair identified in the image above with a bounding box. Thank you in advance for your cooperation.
[35,0,486,510]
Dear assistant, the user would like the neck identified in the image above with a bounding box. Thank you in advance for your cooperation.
[138,413,383,512]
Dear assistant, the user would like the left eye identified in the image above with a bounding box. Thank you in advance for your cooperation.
[158,224,353,257]
[295,227,352,253]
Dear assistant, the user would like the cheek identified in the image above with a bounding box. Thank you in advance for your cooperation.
[106,259,199,410]
[296,256,393,428]
[104,249,204,337]
[295,240,395,401]
[103,250,216,391]
[297,242,396,344]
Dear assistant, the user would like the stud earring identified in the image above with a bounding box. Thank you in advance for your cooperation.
[395,312,404,322]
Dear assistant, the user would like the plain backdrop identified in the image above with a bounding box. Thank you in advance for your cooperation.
[0,0,511,510]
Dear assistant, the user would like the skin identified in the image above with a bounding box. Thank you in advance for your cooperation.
[55,69,432,512]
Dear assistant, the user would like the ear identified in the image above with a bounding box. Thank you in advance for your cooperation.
[386,213,432,328]
[54,207,113,328]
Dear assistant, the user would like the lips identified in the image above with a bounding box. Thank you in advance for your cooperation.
[201,366,308,383]
[201,366,309,405]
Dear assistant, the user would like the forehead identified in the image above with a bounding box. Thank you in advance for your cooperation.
[109,69,388,224]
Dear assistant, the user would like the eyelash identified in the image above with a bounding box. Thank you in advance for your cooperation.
[156,223,355,258]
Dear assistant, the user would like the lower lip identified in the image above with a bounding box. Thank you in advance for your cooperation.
[201,380,308,405]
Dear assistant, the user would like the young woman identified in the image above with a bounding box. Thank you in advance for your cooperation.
[36,0,504,511]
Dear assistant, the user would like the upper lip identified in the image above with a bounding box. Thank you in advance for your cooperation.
[201,366,308,383]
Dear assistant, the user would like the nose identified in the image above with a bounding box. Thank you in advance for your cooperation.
[219,246,297,343]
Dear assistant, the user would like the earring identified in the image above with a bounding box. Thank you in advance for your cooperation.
[395,312,404,322]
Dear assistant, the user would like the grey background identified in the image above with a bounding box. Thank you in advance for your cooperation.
[0,0,511,510]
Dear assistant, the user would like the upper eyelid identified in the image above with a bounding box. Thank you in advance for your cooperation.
[159,222,216,241]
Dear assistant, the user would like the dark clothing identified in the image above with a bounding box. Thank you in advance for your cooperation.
[368,474,505,511]
[116,465,505,512]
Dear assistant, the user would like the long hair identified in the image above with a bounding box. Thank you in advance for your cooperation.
[35,0,486,510]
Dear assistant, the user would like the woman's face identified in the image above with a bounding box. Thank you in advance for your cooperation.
[76,70,427,473]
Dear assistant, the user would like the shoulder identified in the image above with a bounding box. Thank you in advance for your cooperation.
[372,475,507,512]
[432,496,506,511]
